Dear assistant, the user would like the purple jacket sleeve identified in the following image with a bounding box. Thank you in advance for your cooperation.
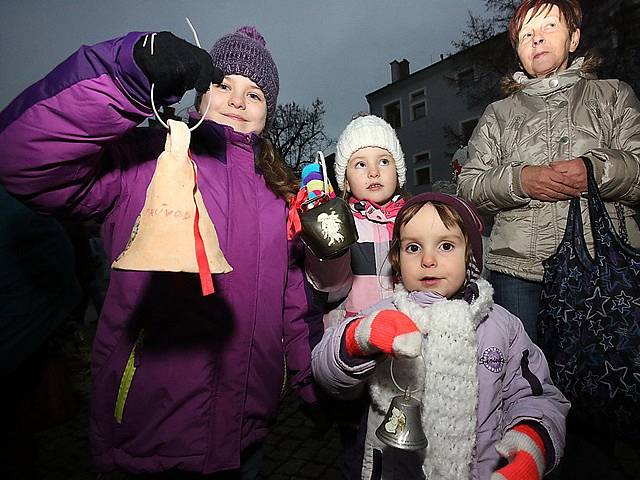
[311,300,395,400]
[0,32,154,219]
[499,306,570,470]
[283,239,326,404]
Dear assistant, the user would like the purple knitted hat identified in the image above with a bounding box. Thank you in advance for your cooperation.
[394,192,484,272]
[209,26,279,126]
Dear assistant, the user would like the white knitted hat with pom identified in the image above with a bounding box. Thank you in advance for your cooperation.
[334,114,406,191]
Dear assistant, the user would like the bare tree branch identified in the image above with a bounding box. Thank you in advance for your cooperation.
[267,98,334,173]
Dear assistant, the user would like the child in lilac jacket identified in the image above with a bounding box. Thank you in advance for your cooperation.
[312,193,569,480]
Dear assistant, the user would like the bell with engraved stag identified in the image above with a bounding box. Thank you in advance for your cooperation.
[375,391,428,451]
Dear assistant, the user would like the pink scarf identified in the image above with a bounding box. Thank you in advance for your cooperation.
[349,195,405,236]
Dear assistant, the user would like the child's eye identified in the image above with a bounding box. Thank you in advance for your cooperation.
[248,92,263,101]
[354,161,366,169]
[380,158,391,166]
[405,243,421,254]
[217,83,230,91]
[439,242,456,252]
[440,242,456,252]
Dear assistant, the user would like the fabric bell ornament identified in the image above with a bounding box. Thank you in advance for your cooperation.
[112,119,232,295]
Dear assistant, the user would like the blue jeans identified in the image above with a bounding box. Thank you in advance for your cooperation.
[489,271,542,344]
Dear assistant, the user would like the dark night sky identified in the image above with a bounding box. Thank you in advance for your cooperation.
[1,0,487,141]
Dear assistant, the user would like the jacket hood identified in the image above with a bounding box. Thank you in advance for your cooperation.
[501,53,602,96]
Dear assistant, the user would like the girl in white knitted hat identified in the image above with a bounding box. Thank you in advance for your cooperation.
[306,113,407,328]
[305,113,407,476]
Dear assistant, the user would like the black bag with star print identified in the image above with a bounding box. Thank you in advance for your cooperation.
[538,158,640,441]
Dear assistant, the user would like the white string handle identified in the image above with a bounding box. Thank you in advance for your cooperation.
[148,17,211,131]
[389,356,423,396]
[185,17,201,49]
[315,151,330,196]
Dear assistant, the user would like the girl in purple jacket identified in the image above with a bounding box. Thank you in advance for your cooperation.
[312,193,569,480]
[0,27,322,478]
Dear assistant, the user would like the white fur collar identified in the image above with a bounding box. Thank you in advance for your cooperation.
[369,278,493,480]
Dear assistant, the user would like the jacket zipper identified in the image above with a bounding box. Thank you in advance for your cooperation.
[280,338,288,397]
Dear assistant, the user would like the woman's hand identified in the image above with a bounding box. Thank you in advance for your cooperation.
[550,158,588,193]
[520,164,582,201]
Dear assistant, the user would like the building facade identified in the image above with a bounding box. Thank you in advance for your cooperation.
[365,35,507,195]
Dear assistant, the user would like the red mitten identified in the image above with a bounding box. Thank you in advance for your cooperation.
[344,310,421,358]
[491,424,547,480]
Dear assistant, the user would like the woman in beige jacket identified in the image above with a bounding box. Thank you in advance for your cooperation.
[458,0,640,343]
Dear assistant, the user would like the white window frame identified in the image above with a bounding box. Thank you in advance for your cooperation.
[409,88,427,121]
[413,150,431,164]
[414,165,432,186]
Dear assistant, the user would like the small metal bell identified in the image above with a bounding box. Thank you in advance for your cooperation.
[375,390,428,450]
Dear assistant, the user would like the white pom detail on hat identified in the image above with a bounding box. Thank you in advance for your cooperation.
[334,115,406,191]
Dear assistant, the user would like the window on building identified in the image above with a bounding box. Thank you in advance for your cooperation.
[384,101,402,129]
[409,89,427,120]
[410,90,424,102]
[414,151,430,164]
[460,118,479,143]
[456,67,476,88]
[414,166,431,186]
[411,103,426,120]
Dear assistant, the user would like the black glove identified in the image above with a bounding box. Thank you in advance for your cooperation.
[133,31,223,100]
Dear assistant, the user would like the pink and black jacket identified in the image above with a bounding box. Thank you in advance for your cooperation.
[305,196,405,329]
